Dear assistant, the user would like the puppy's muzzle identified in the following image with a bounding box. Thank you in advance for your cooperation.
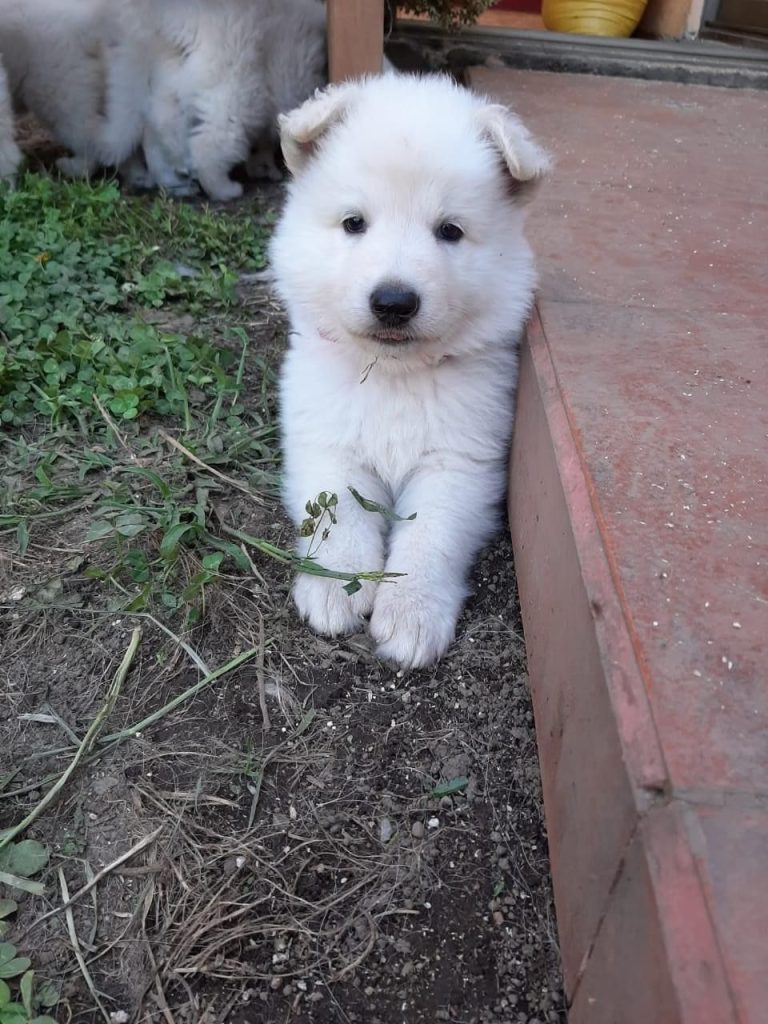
[369,283,421,327]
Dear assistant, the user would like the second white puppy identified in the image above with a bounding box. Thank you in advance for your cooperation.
[271,74,549,669]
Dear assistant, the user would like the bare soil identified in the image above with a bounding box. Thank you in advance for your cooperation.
[1,142,563,1024]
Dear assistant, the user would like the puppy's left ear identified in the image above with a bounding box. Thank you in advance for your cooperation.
[477,104,551,202]
[279,81,358,177]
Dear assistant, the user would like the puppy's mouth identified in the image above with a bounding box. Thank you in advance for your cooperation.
[366,328,419,346]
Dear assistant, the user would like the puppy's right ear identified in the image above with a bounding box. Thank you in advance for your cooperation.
[279,82,356,177]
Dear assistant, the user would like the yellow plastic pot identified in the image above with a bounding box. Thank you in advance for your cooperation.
[542,0,648,37]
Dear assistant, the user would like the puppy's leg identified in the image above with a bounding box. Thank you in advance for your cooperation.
[144,125,198,196]
[55,154,100,179]
[118,152,156,190]
[98,40,150,168]
[186,82,257,200]
[285,454,388,637]
[188,122,246,201]
[370,461,503,669]
[142,81,198,195]
[0,62,21,182]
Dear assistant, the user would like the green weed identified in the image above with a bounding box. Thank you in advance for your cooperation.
[0,174,267,429]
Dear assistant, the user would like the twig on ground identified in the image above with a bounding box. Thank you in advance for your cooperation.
[98,645,259,745]
[256,611,270,731]
[127,611,212,678]
[0,628,141,851]
[60,868,112,1024]
[24,826,163,937]
[158,429,265,505]
[93,393,130,450]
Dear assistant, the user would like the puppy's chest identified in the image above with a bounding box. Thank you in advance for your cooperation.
[330,365,510,482]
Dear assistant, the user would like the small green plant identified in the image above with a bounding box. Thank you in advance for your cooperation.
[299,491,339,549]
[0,870,59,1023]
[0,965,59,1024]
[0,841,48,896]
[0,175,267,429]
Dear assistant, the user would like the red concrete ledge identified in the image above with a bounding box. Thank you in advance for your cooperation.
[470,68,768,1023]
[511,313,737,1022]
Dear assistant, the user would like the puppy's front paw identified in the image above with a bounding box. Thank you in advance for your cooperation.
[56,155,94,179]
[369,585,459,669]
[294,573,376,638]
[202,177,243,202]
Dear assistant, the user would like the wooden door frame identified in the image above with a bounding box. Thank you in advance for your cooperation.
[327,0,386,82]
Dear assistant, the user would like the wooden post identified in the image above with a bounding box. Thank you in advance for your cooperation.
[327,0,385,83]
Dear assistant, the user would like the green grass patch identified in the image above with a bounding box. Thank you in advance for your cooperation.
[0,174,268,428]
[0,173,282,618]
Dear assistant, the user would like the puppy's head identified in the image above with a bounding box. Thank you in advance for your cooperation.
[270,74,550,363]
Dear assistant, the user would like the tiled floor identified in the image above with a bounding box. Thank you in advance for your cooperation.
[470,68,768,1023]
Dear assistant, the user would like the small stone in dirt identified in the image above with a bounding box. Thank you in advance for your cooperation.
[492,911,505,927]
[427,817,440,829]
[411,821,425,839]
[379,817,393,843]
[270,977,283,990]
[110,1013,129,1024]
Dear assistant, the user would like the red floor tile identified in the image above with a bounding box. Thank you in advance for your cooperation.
[470,68,768,1023]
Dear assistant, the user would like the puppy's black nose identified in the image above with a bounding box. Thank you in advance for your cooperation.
[369,284,421,325]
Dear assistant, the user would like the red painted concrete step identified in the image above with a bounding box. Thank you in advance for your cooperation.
[469,68,768,1024]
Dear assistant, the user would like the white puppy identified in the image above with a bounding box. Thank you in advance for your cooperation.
[271,74,549,669]
[0,0,125,178]
[111,0,327,200]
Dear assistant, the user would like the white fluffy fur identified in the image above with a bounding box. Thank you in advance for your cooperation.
[0,0,127,177]
[0,53,20,180]
[0,0,325,195]
[111,0,327,200]
[271,74,549,669]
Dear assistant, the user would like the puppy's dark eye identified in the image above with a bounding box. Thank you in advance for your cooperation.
[436,222,464,243]
[342,215,367,235]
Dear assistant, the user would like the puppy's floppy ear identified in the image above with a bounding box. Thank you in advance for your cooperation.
[476,103,551,202]
[279,81,357,177]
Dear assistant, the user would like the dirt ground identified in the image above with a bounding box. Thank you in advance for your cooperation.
[1,137,564,1024]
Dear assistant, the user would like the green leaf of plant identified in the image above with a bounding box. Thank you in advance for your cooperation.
[0,902,16,921]
[0,871,44,896]
[0,978,10,1006]
[202,535,251,573]
[0,1001,27,1020]
[0,841,48,879]
[343,579,362,596]
[0,957,31,979]
[19,970,33,1014]
[30,1017,61,1024]
[159,522,197,561]
[35,981,60,1009]
[113,522,147,539]
[15,521,29,557]
[430,777,469,798]
[348,486,416,522]
[86,519,115,542]
[0,945,17,968]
